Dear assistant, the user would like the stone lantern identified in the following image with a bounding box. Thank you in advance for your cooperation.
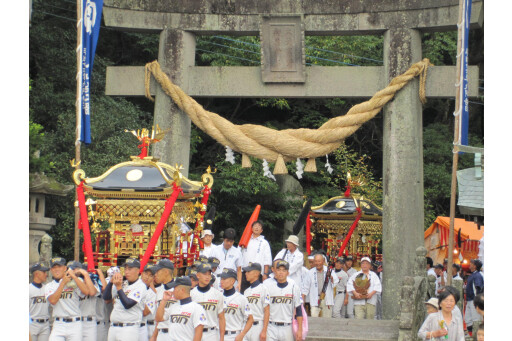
[29,173,73,267]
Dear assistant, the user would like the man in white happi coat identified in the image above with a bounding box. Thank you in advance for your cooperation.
[240,220,272,293]
[346,257,381,320]
[200,230,216,258]
[306,253,339,318]
[273,235,304,289]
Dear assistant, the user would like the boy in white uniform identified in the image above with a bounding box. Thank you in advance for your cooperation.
[332,258,349,319]
[219,268,253,341]
[207,257,221,291]
[152,259,177,341]
[29,263,51,341]
[242,263,270,341]
[156,276,207,341]
[263,260,302,341]
[103,258,147,341]
[71,262,99,341]
[342,256,357,318]
[190,263,226,341]
[140,264,157,341]
[45,257,94,341]
[95,267,109,341]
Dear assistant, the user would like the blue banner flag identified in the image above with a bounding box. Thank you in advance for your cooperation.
[79,0,103,144]
[457,0,472,146]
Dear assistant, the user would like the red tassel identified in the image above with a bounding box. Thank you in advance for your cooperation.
[344,185,351,198]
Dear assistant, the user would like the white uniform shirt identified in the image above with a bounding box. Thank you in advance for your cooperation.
[334,269,349,293]
[156,284,178,330]
[223,291,252,332]
[45,279,86,318]
[96,296,108,322]
[79,281,100,317]
[263,276,295,288]
[347,270,382,306]
[427,268,436,278]
[244,281,270,321]
[307,266,339,307]
[211,244,243,276]
[191,286,224,329]
[241,235,272,268]
[30,283,50,320]
[142,286,157,323]
[200,244,216,258]
[264,280,301,324]
[274,249,304,287]
[110,278,147,323]
[163,298,207,341]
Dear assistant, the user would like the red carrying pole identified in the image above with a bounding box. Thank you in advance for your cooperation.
[139,182,183,272]
[76,182,96,272]
[238,205,261,248]
[338,207,362,257]
[306,212,312,255]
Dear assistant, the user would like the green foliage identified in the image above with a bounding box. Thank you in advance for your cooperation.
[29,120,55,173]
[328,144,383,205]
[422,32,458,65]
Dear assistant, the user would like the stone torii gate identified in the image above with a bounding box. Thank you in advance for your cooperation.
[103,0,482,320]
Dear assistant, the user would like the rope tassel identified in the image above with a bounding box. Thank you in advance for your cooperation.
[304,158,317,172]
[242,153,252,168]
[273,154,288,174]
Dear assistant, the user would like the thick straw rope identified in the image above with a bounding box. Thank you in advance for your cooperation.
[145,59,432,172]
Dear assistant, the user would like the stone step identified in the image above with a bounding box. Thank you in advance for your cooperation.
[306,317,400,341]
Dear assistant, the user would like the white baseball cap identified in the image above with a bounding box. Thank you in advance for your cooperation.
[424,297,439,308]
[285,235,300,246]
[361,257,372,264]
[201,229,214,238]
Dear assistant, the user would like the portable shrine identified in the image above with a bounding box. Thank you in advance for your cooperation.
[309,193,383,263]
[72,127,214,271]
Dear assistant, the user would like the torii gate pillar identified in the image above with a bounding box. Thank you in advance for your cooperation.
[382,28,424,320]
[152,29,195,176]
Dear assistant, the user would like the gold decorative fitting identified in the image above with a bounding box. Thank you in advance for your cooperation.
[336,201,346,209]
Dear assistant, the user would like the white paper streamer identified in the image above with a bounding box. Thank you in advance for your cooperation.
[325,154,333,174]
[295,158,304,179]
[225,146,235,164]
[262,159,276,181]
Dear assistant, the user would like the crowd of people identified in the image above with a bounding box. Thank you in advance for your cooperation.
[420,257,484,340]
[29,220,483,341]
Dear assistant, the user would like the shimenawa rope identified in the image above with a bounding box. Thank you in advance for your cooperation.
[144,58,432,174]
